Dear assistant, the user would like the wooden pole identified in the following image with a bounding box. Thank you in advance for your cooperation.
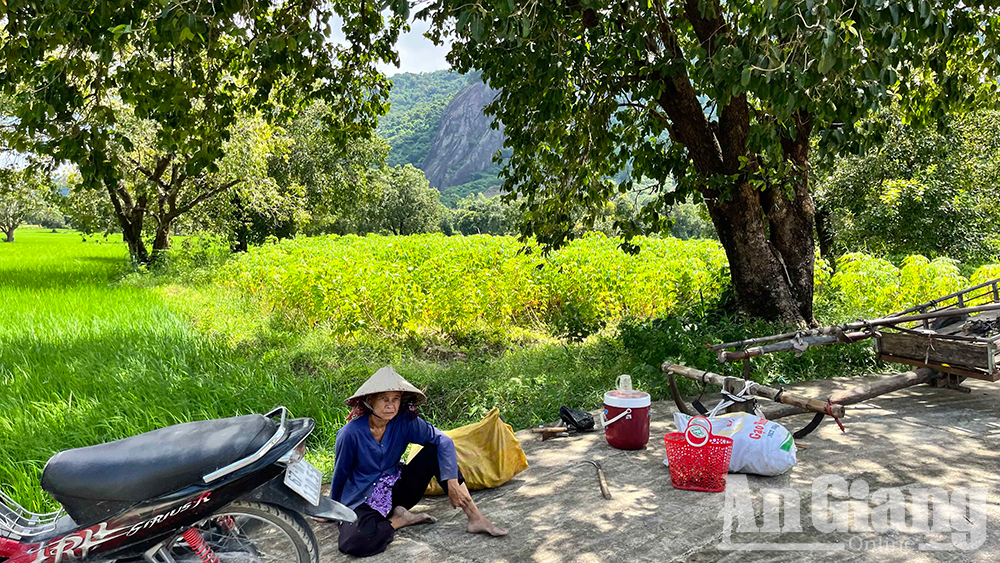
[764,403,808,420]
[661,362,846,418]
[828,368,937,405]
[710,329,809,352]
[753,368,939,420]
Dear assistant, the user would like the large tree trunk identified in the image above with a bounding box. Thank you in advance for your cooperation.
[765,112,817,324]
[658,92,815,324]
[4,227,14,242]
[646,12,815,325]
[760,183,817,325]
[106,182,149,264]
[148,220,171,265]
[704,180,808,324]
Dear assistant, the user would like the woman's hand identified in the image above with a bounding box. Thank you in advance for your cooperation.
[447,481,473,509]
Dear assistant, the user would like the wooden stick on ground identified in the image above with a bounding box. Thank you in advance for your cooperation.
[531,427,568,433]
[827,368,937,405]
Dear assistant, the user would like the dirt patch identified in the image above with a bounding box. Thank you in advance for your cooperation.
[422,345,468,362]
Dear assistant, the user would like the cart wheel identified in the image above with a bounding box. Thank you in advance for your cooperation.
[667,370,694,416]
[792,412,825,439]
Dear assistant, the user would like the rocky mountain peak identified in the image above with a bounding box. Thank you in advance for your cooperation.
[421,82,505,190]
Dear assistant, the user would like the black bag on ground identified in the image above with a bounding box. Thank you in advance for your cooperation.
[559,406,595,432]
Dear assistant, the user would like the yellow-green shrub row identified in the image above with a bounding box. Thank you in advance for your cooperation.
[219,233,730,337]
[221,232,1000,334]
[822,254,1000,317]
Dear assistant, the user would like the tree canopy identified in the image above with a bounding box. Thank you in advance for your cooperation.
[451,193,518,235]
[269,101,390,236]
[1,0,405,262]
[815,109,1000,263]
[363,165,443,236]
[420,0,1000,323]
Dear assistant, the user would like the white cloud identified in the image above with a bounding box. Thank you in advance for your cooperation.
[327,15,451,77]
[378,18,452,76]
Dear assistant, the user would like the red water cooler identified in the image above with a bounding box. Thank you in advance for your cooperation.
[602,375,651,450]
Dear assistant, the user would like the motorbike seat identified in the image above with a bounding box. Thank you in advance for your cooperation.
[41,415,278,507]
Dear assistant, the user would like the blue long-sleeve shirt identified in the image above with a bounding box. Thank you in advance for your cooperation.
[329,413,458,509]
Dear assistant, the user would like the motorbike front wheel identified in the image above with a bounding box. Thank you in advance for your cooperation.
[162,501,319,563]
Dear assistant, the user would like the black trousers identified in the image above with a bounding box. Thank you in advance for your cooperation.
[337,446,465,557]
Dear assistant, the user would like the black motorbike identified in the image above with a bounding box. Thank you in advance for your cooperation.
[0,407,355,563]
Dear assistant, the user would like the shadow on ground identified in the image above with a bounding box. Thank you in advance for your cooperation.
[316,376,1000,562]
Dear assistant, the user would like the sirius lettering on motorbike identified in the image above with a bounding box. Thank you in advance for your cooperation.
[126,491,212,537]
[27,492,212,563]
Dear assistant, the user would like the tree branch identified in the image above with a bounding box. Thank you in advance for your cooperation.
[643,8,724,175]
[683,0,728,58]
[126,154,173,195]
[717,95,750,175]
[175,178,242,215]
[617,101,678,140]
[116,184,135,213]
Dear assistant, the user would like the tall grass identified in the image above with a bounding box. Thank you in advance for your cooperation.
[0,230,363,510]
[818,253,1000,319]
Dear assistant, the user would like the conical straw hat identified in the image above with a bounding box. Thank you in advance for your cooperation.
[345,366,427,406]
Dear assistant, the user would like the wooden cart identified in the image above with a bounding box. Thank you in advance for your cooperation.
[873,279,1000,383]
[662,277,1000,437]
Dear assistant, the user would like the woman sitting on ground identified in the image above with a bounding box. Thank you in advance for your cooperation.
[329,366,508,557]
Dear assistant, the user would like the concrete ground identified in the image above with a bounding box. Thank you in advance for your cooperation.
[315,375,1000,562]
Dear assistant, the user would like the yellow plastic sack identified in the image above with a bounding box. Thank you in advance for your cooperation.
[407,408,529,495]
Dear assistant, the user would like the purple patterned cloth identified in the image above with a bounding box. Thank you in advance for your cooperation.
[365,469,402,517]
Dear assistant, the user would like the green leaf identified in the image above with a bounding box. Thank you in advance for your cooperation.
[818,55,834,74]
[110,24,129,40]
[741,67,751,86]
[471,17,484,42]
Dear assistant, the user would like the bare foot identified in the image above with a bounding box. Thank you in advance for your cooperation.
[390,506,437,529]
[467,516,508,536]
[310,517,337,524]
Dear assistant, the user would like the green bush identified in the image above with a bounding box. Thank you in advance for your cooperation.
[815,110,1000,263]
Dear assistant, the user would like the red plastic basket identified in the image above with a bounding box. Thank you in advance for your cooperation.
[664,417,734,493]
